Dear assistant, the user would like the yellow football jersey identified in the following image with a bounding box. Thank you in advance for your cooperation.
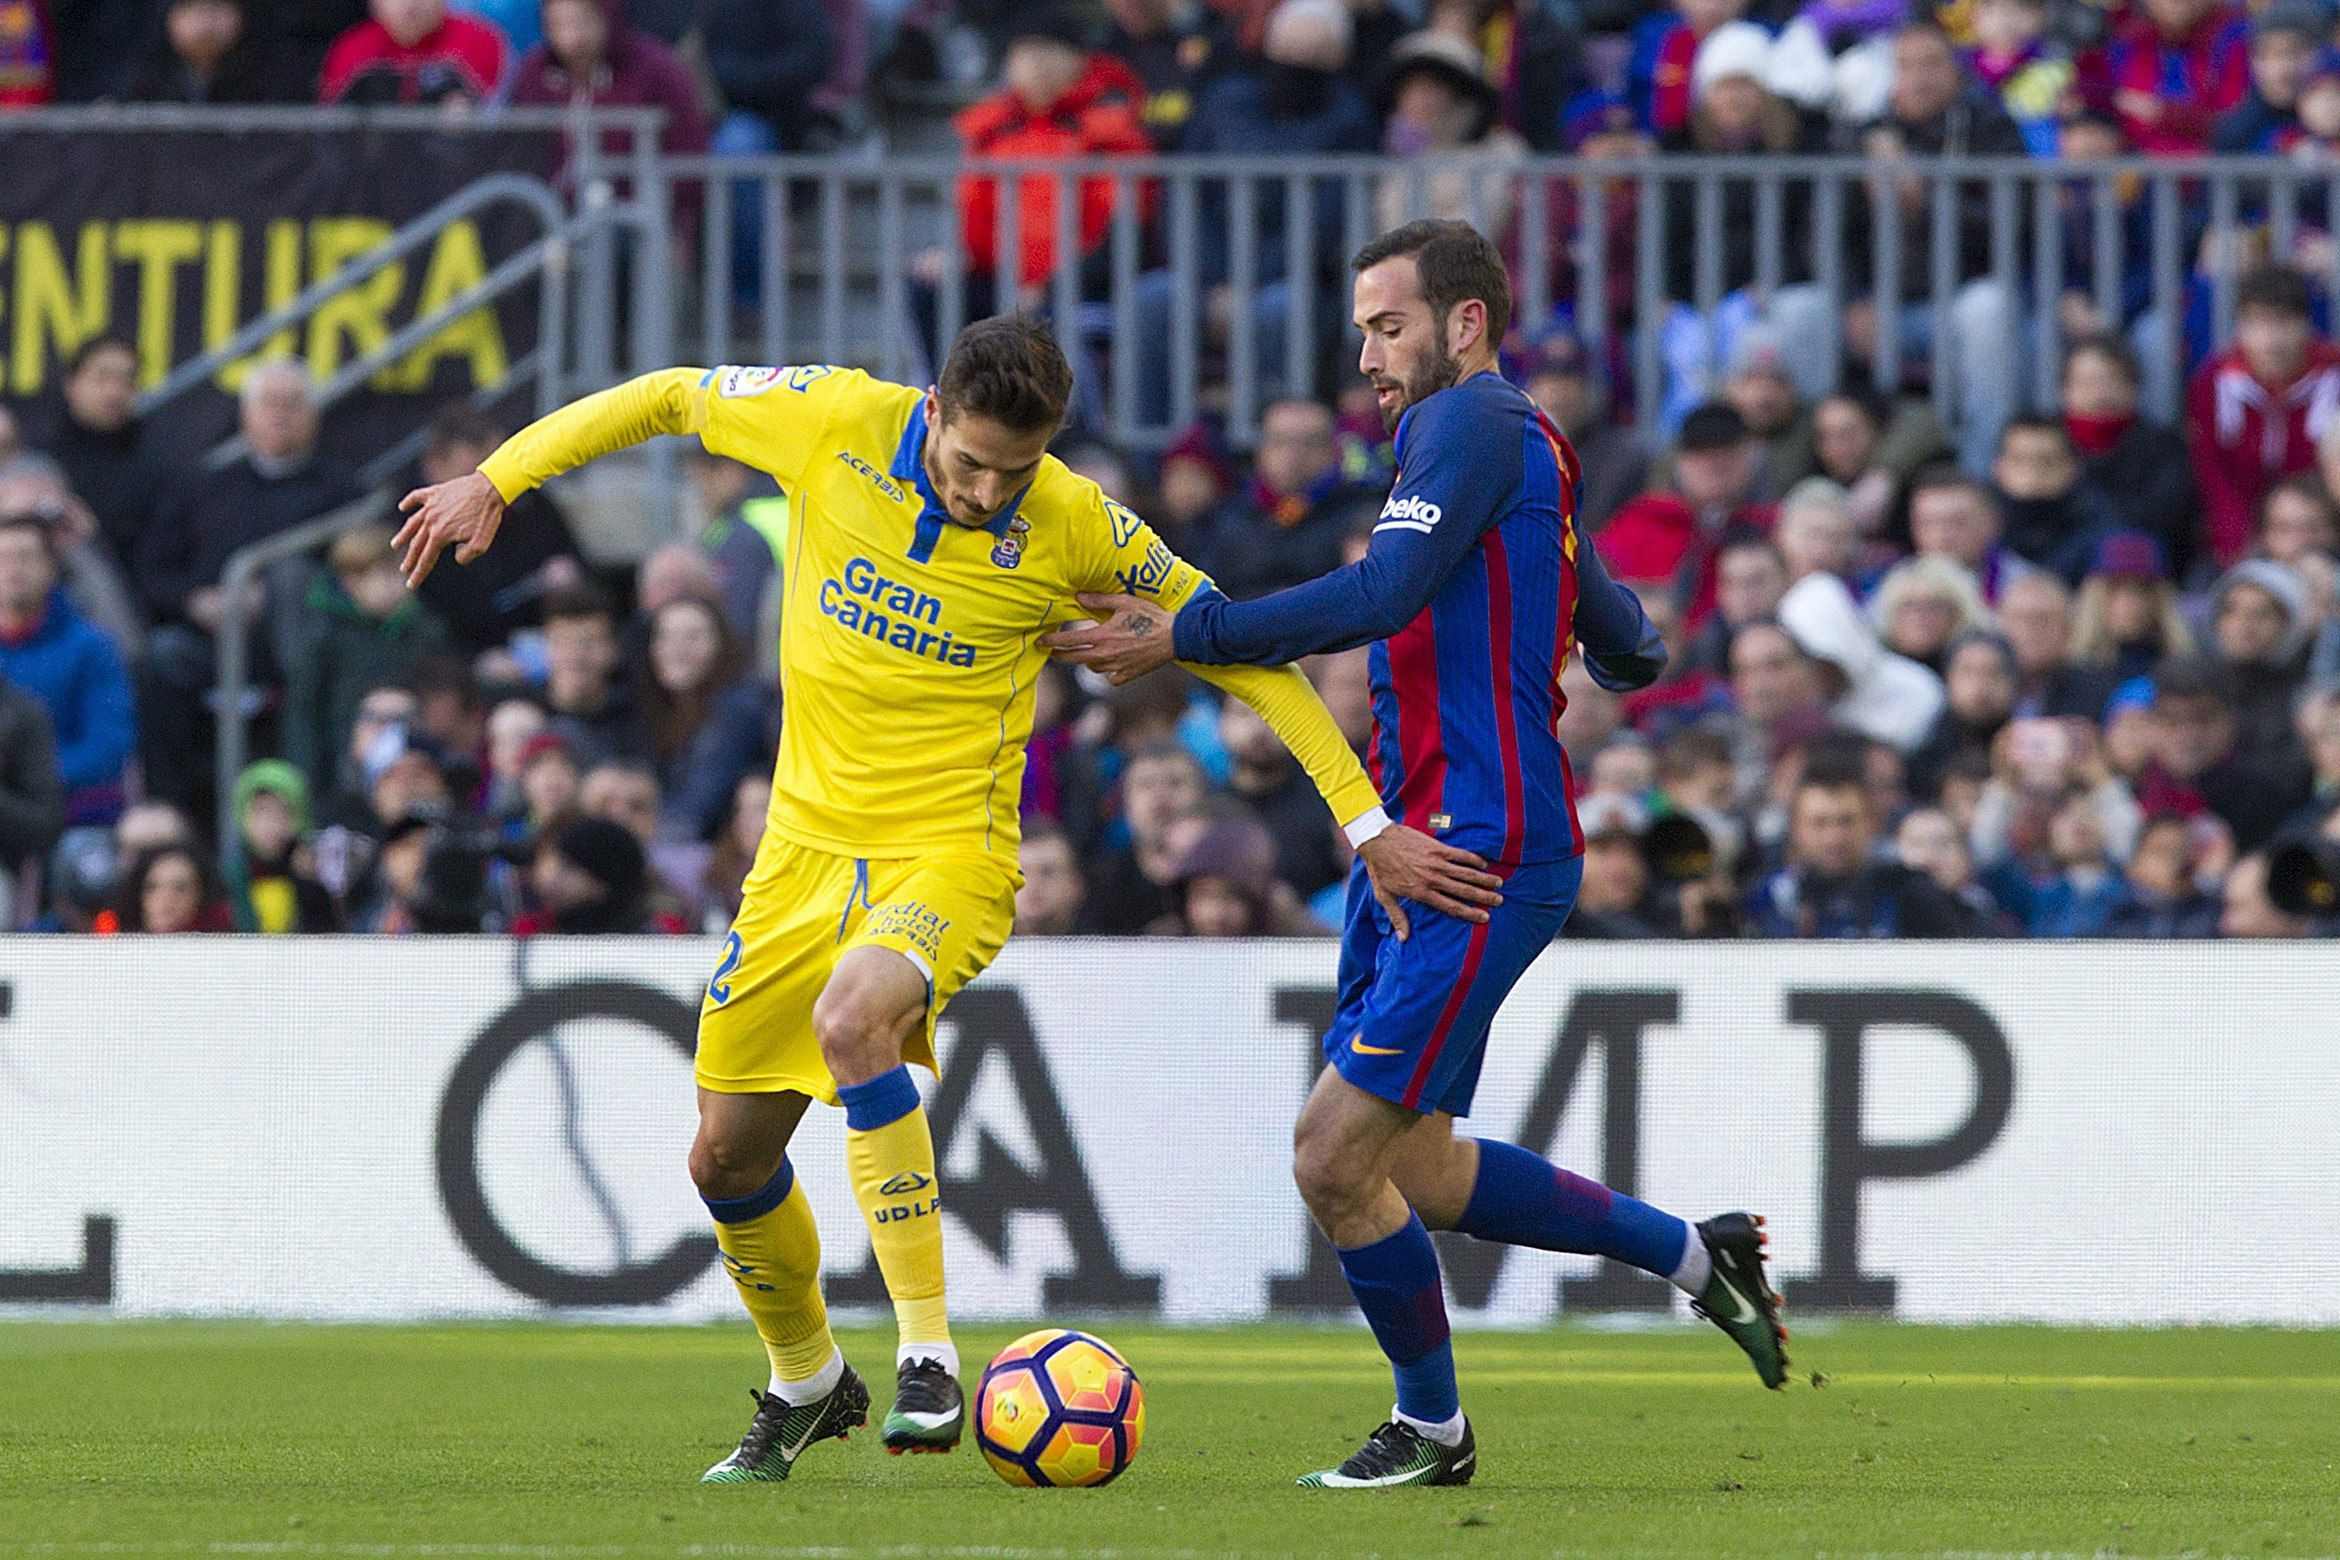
[479,365,1379,862]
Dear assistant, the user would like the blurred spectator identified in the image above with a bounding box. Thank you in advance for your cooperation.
[1869,553,1991,675]
[2082,0,2249,158]
[0,455,142,656]
[578,757,661,846]
[1725,619,1826,803]
[1765,0,1902,123]
[35,337,167,571]
[114,798,194,856]
[2070,530,2195,680]
[318,0,508,103]
[539,582,647,765]
[703,0,833,305]
[1014,815,1088,934]
[1991,416,2119,584]
[517,728,580,838]
[1628,0,1745,135]
[2206,558,2312,758]
[1153,426,1236,546]
[34,828,118,933]
[0,509,133,825]
[916,13,1150,351]
[515,815,672,934]
[636,594,775,842]
[1429,0,1581,152]
[0,0,57,106]
[111,841,230,934]
[481,693,544,827]
[1718,331,1810,501]
[1653,28,1820,431]
[0,405,18,463]
[1774,477,1858,582]
[2102,810,2223,935]
[510,0,709,166]
[2256,473,2338,566]
[1778,570,1945,752]
[409,408,586,652]
[411,653,486,790]
[687,448,783,652]
[1893,804,2015,932]
[2290,688,2340,829]
[225,759,337,932]
[282,525,455,792]
[1996,569,2116,719]
[2137,655,2311,850]
[2213,2,2317,153]
[1684,533,1788,674]
[1965,0,2070,156]
[126,0,306,102]
[2009,788,2126,936]
[2060,335,2198,568]
[1907,465,2031,603]
[1784,386,1952,543]
[1748,766,1977,936]
[1374,30,1528,236]
[1567,792,1661,937]
[1201,399,1371,599]
[1219,696,1347,898]
[1132,0,1376,425]
[1025,660,1103,849]
[1769,22,2027,475]
[2219,849,2310,937]
[1082,740,1204,933]
[0,670,62,924]
[697,771,768,929]
[1657,723,1738,815]
[2188,265,2340,571]
[1908,628,2017,798]
[1100,0,1232,149]
[1514,327,1647,532]
[1599,402,1775,629]
[1149,813,1318,936]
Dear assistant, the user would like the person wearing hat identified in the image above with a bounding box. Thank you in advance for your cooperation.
[1146,813,1321,937]
[226,759,338,933]
[2070,530,2198,682]
[2213,1,2321,151]
[1598,402,1778,631]
[2207,557,2315,759]
[516,814,662,935]
[1372,30,1528,235]
[124,0,306,102]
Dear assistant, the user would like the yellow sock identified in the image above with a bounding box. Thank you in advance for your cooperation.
[839,1065,952,1365]
[707,1157,836,1390]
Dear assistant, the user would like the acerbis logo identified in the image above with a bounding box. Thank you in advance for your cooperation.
[1375,495,1443,534]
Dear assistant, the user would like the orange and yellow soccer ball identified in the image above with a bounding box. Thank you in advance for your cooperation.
[974,1328,1146,1488]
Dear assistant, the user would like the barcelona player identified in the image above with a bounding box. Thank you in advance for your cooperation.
[392,317,1498,1483]
[1049,222,1791,1488]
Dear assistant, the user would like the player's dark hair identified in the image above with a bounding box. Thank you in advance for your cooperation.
[2062,332,2139,387]
[115,841,222,932]
[938,315,1074,435]
[1352,219,1513,347]
[543,581,617,628]
[66,334,136,377]
[425,405,506,456]
[1718,529,1786,569]
[1908,461,1993,509]
[2236,263,2313,321]
[1998,415,2070,453]
[1659,723,1734,778]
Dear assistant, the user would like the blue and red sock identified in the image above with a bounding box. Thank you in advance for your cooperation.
[1456,1139,1694,1282]
[1335,1213,1459,1427]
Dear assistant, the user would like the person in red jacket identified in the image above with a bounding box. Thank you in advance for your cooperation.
[509,0,707,229]
[2188,264,2340,571]
[2081,0,2250,157]
[1596,402,1777,631]
[909,12,1152,363]
[319,0,506,104]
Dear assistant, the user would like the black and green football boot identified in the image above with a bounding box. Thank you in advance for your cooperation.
[700,1364,870,1483]
[1297,1419,1477,1489]
[1691,1211,1791,1389]
[882,1357,964,1454]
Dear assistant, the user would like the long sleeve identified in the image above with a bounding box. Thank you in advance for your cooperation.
[0,695,63,864]
[51,632,136,789]
[1572,513,1667,692]
[479,369,704,501]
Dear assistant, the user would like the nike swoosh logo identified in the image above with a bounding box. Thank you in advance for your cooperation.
[1710,1272,1760,1326]
[1350,1037,1406,1057]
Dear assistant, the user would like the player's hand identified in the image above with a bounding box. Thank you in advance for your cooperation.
[394,470,507,588]
[1040,592,1177,684]
[1356,825,1503,941]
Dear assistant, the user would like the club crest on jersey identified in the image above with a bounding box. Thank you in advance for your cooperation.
[991,516,1030,569]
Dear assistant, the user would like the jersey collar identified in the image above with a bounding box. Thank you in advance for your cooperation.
[891,398,1030,540]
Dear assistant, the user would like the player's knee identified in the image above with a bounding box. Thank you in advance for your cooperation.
[688,1131,777,1202]
[812,983,907,1085]
[1290,1121,1364,1222]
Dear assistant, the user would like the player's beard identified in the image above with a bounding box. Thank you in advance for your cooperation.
[1379,343,1463,431]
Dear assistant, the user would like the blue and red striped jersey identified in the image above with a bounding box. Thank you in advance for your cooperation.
[1173,371,1665,867]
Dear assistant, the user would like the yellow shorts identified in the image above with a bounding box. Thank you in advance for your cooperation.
[696,833,1019,1103]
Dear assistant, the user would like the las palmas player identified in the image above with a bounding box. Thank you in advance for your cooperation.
[1050,223,1791,1488]
[392,316,1501,1483]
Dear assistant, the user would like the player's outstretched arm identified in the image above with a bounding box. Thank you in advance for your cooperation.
[396,368,708,586]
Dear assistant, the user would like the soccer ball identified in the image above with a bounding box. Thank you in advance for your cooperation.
[974,1328,1146,1487]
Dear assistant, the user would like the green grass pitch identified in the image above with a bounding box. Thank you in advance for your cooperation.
[5,1320,2337,1557]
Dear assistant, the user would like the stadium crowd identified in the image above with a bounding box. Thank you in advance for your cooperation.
[3,0,2340,938]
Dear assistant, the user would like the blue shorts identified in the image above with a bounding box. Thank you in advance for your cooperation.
[1322,854,1583,1118]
